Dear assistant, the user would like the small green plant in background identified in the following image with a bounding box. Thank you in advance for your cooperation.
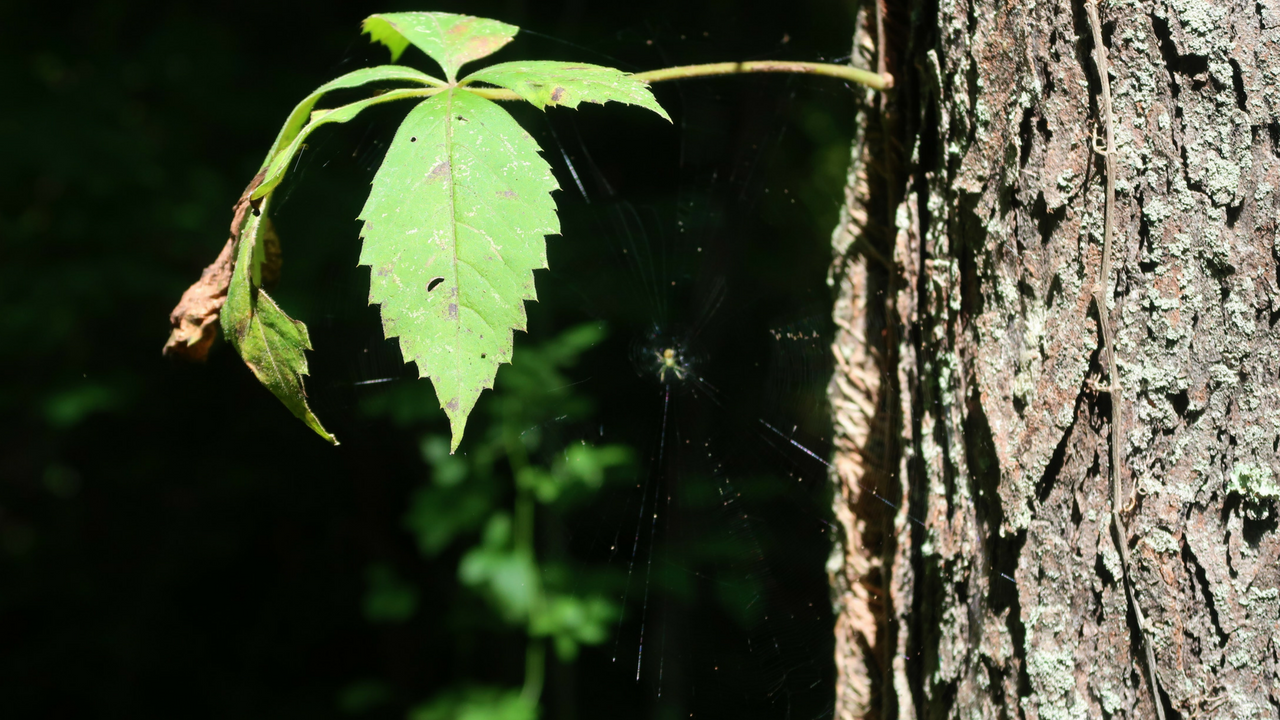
[358,322,632,718]
[164,10,890,452]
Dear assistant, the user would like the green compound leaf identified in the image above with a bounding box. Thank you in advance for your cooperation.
[363,12,518,82]
[465,61,671,121]
[221,198,337,445]
[358,88,558,452]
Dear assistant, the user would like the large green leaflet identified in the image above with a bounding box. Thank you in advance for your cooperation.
[358,89,558,451]
[465,61,671,120]
[221,197,336,445]
[363,12,518,82]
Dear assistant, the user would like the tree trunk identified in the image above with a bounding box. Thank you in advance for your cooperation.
[829,1,1280,718]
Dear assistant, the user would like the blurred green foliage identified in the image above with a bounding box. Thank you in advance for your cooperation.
[409,687,535,720]
[362,323,633,714]
[364,563,421,623]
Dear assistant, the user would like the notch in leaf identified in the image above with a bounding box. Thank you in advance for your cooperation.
[362,12,518,82]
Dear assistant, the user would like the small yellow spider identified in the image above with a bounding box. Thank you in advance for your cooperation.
[655,347,686,382]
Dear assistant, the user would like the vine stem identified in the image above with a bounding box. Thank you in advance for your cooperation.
[503,404,546,706]
[312,61,892,124]
[1084,3,1165,719]
[633,60,891,89]
[520,639,546,704]
[461,60,893,100]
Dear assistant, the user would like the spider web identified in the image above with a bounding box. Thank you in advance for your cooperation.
[274,8,912,719]
[502,23,865,718]
[525,86,837,720]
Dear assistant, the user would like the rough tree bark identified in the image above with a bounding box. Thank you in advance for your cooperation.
[829,0,1280,718]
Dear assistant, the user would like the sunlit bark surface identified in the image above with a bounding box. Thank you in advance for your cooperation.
[830,1,1280,717]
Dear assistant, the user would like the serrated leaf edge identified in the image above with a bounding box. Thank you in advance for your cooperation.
[461,61,671,122]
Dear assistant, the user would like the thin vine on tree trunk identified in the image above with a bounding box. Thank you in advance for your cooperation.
[1083,2,1166,716]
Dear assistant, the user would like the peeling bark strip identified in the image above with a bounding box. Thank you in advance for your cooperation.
[831,0,1280,717]
[828,14,883,716]
[829,6,904,718]
[163,169,271,360]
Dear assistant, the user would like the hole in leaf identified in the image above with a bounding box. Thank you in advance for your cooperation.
[410,137,417,142]
[427,277,445,292]
[480,353,486,359]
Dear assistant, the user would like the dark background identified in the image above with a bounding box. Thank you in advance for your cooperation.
[0,1,862,718]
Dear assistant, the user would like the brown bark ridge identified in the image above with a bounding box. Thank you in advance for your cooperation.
[828,163,887,716]
[829,0,1280,717]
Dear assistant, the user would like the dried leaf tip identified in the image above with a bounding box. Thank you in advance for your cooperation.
[163,238,235,361]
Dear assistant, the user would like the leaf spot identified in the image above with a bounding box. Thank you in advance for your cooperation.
[447,303,458,319]
[427,161,450,181]
[427,277,445,292]
[446,397,459,412]
[550,86,566,103]
[498,190,517,198]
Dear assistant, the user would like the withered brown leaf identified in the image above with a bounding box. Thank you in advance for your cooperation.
[163,170,276,361]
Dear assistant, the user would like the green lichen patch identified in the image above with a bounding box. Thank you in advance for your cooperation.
[1226,462,1279,520]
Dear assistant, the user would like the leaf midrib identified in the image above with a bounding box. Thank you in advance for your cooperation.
[251,307,285,384]
[444,88,461,391]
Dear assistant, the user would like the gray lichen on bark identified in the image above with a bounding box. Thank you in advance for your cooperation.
[828,0,1280,717]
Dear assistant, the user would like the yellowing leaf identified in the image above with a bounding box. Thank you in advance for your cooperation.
[362,12,518,82]
[465,61,671,121]
[357,89,559,452]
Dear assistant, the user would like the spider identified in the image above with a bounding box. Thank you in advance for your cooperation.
[655,347,687,382]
